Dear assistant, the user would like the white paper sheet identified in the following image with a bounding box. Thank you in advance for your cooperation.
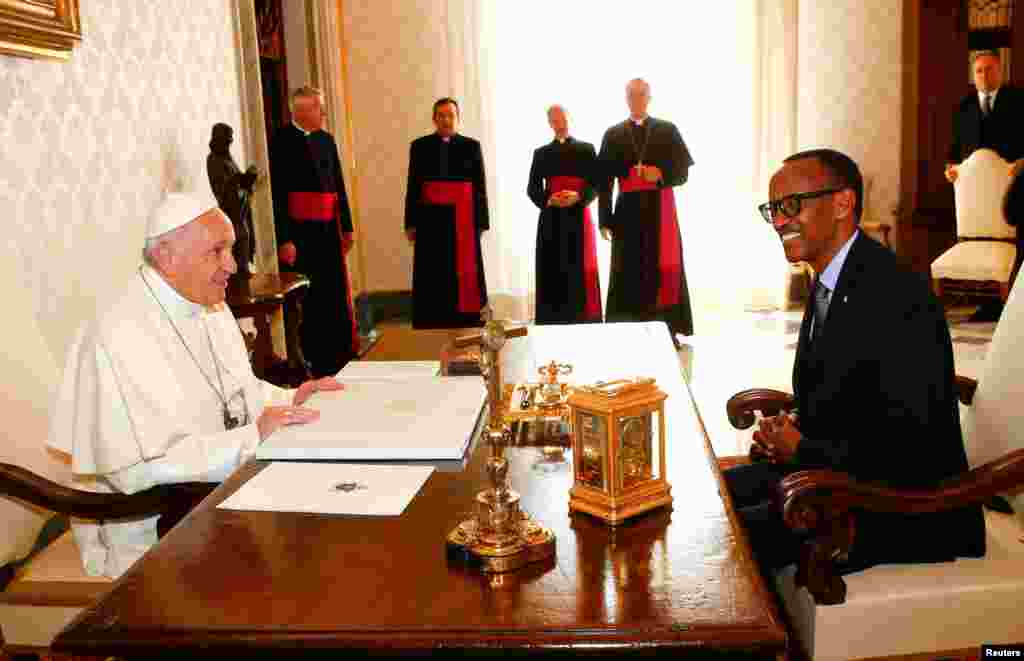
[337,360,441,380]
[217,462,434,515]
[256,377,486,461]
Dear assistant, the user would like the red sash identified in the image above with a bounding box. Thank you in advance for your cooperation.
[288,192,337,222]
[548,176,601,320]
[421,181,482,314]
[287,191,359,354]
[617,171,682,309]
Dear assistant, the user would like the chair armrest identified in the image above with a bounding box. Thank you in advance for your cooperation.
[777,447,1024,605]
[726,389,796,430]
[956,375,978,405]
[0,462,217,525]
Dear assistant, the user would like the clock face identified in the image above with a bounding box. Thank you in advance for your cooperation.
[576,411,607,492]
[618,414,654,490]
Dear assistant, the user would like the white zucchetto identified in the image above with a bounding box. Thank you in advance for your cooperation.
[145,192,221,240]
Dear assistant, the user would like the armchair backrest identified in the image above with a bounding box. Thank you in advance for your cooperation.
[0,250,71,567]
[961,278,1024,516]
[954,149,1015,240]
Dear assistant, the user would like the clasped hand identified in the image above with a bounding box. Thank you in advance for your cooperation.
[636,164,663,184]
[751,413,801,463]
[548,189,580,208]
[256,377,345,441]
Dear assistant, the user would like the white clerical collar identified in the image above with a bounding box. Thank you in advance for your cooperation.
[630,116,648,126]
[556,135,569,144]
[439,134,453,143]
[292,121,312,137]
[140,264,204,319]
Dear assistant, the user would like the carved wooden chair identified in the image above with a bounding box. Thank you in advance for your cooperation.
[726,286,1024,660]
[932,148,1017,303]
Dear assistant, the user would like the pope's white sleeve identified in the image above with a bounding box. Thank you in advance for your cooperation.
[106,423,261,494]
[259,379,295,408]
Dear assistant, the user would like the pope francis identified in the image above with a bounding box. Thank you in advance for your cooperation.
[49,192,342,577]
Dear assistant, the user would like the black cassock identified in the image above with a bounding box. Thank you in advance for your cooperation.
[598,117,694,336]
[270,124,357,376]
[527,137,602,324]
[404,133,489,329]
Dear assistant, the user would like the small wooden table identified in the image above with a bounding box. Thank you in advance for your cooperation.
[54,323,786,658]
[226,272,310,385]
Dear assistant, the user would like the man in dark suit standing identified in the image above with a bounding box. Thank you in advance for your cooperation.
[726,149,985,573]
[404,98,489,329]
[945,50,1024,321]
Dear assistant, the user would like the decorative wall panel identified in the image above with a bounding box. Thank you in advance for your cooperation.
[0,0,244,366]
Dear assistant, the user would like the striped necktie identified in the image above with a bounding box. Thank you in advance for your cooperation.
[812,280,831,342]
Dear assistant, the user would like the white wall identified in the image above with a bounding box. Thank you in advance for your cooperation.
[797,1,903,227]
[0,0,245,366]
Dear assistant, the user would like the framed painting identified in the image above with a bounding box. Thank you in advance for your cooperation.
[0,0,81,60]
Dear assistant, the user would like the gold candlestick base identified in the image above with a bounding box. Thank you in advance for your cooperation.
[446,490,556,573]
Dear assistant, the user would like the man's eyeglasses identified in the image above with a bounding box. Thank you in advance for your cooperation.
[758,188,844,223]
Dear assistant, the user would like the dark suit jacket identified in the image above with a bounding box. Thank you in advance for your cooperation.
[948,85,1024,164]
[793,232,985,567]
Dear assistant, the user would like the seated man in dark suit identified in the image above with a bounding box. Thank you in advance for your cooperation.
[727,149,985,573]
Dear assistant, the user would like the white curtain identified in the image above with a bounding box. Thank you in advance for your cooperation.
[460,1,798,326]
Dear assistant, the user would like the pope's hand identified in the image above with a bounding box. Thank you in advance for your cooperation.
[257,406,319,441]
[293,377,345,406]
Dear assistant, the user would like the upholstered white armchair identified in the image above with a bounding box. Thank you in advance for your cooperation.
[726,283,1024,660]
[932,148,1017,302]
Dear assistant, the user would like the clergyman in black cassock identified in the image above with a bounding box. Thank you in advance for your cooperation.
[527,105,602,324]
[598,79,695,336]
[404,98,489,329]
[270,87,358,377]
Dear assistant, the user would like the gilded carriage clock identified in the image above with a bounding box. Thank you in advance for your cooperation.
[567,378,672,525]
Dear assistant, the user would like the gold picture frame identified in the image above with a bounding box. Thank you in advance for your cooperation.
[0,0,81,61]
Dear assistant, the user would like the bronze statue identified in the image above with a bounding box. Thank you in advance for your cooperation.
[207,123,259,279]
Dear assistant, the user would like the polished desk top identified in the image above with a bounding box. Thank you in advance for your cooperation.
[54,323,785,657]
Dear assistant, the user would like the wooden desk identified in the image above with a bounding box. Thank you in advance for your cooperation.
[54,323,785,658]
[226,272,311,386]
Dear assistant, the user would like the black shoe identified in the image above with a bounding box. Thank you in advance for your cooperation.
[967,301,1004,322]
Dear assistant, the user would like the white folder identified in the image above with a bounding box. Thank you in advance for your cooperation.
[256,377,486,461]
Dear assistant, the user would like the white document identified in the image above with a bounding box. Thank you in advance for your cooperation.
[337,360,441,380]
[256,377,486,461]
[217,462,434,516]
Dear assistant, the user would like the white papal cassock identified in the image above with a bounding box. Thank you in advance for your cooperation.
[49,264,294,577]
